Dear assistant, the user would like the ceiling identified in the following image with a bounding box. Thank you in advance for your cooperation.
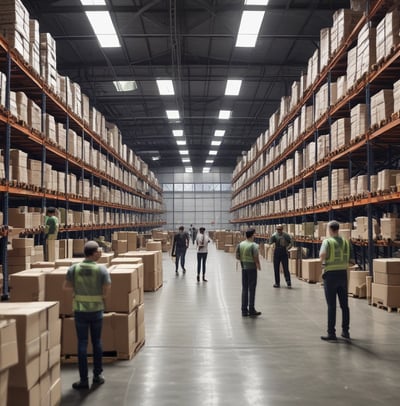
[21,0,351,171]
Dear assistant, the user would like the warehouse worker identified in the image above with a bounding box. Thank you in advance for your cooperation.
[172,225,190,274]
[196,227,211,282]
[44,207,59,261]
[269,224,292,288]
[319,220,351,341]
[63,241,111,390]
[236,228,262,317]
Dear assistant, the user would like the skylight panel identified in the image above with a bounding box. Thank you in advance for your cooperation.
[214,130,225,137]
[85,11,120,47]
[244,0,269,5]
[166,110,180,119]
[179,150,189,155]
[156,79,175,95]
[209,150,218,156]
[225,79,242,96]
[203,168,211,173]
[173,130,183,137]
[182,158,190,163]
[185,167,193,173]
[113,81,137,92]
[211,140,222,146]
[81,0,106,5]
[177,140,186,146]
[219,110,231,120]
[206,159,214,164]
[236,10,265,47]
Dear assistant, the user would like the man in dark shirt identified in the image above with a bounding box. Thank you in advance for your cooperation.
[172,226,190,274]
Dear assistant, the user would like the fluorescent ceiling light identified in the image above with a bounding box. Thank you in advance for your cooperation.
[244,0,269,5]
[225,79,242,96]
[156,79,175,95]
[179,150,189,155]
[214,130,225,137]
[81,0,106,5]
[203,168,211,173]
[166,110,180,119]
[113,81,137,92]
[151,156,160,161]
[219,110,231,120]
[185,167,193,173]
[236,10,265,47]
[173,130,183,137]
[182,158,190,163]
[211,140,221,146]
[209,150,218,156]
[206,159,214,164]
[177,140,186,146]
[85,11,120,47]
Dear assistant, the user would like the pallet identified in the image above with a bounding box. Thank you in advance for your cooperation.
[61,348,137,364]
[348,293,366,299]
[134,339,145,354]
[299,277,317,284]
[372,302,400,313]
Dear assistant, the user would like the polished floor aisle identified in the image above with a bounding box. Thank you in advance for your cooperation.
[61,242,400,405]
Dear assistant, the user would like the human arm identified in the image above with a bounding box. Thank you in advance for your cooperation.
[269,234,276,245]
[253,244,261,271]
[286,234,293,250]
[63,265,75,290]
[319,240,328,263]
[101,266,112,299]
[235,243,241,260]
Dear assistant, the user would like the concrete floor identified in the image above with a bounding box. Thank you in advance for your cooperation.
[61,242,400,405]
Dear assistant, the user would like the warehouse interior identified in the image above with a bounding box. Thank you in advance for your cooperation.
[1,0,400,405]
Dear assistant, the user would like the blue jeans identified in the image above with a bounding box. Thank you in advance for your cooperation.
[74,311,103,382]
[241,268,257,312]
[175,247,187,270]
[197,252,208,276]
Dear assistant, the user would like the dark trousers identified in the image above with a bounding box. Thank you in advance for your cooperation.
[197,252,208,276]
[175,248,187,270]
[74,310,104,382]
[323,270,350,336]
[273,249,291,285]
[241,268,257,312]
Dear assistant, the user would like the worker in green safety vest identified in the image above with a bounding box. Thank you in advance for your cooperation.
[319,220,351,342]
[64,241,111,390]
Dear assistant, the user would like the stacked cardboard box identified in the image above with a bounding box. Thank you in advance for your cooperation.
[301,259,322,282]
[331,169,350,200]
[0,302,61,406]
[16,91,28,123]
[352,216,379,240]
[40,32,57,91]
[350,104,368,141]
[372,259,400,308]
[336,75,347,99]
[376,9,400,63]
[29,19,40,74]
[356,23,376,81]
[9,149,28,183]
[28,98,41,132]
[0,0,30,62]
[319,27,331,71]
[347,46,358,89]
[0,319,19,406]
[348,270,368,297]
[331,9,362,53]
[394,78,400,113]
[370,89,394,128]
[9,269,47,301]
[116,251,162,291]
[331,118,350,150]
[7,237,34,274]
[380,215,400,240]
[377,169,400,191]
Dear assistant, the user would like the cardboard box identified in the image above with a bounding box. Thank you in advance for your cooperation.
[0,370,9,406]
[49,378,61,406]
[348,270,368,296]
[9,271,45,302]
[113,312,136,356]
[45,269,73,316]
[374,272,400,285]
[72,239,86,256]
[301,259,322,282]
[0,319,18,372]
[146,240,162,251]
[372,283,400,307]
[373,258,400,274]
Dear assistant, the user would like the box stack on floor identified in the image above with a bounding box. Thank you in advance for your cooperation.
[372,259,400,310]
[0,319,19,406]
[0,302,61,406]
[151,230,169,252]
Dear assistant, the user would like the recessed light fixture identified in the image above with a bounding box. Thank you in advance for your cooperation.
[166,110,180,119]
[151,156,160,161]
[185,167,193,173]
[177,140,186,146]
[81,0,106,4]
[173,130,183,137]
[209,150,218,156]
[219,110,231,120]
[214,130,225,137]
[244,0,269,5]
[113,81,137,92]
[156,79,175,95]
[203,168,211,173]
[179,150,189,155]
[211,140,222,146]
[206,159,214,164]
[85,11,120,47]
[225,79,242,96]
[236,10,265,47]
[182,158,190,163]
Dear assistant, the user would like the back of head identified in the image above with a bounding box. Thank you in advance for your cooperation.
[84,240,100,257]
[179,226,184,232]
[246,228,255,239]
[328,220,340,232]
[47,207,56,215]
[199,227,205,233]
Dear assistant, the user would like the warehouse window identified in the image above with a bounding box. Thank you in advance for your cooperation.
[174,184,183,192]
[184,184,194,192]
[163,184,174,192]
[221,183,231,191]
[195,184,203,192]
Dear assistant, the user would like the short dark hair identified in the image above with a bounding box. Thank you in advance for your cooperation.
[246,229,255,238]
[328,220,340,231]
[47,207,56,214]
[84,241,100,257]
[199,227,205,232]
[179,226,184,231]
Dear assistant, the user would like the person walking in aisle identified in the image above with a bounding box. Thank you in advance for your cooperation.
[196,227,210,282]
[236,229,262,317]
[172,226,190,274]
[319,220,351,341]
[44,206,59,261]
[63,241,111,389]
[192,225,198,245]
[269,224,292,288]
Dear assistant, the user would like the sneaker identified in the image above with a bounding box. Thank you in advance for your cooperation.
[93,375,105,385]
[341,331,351,340]
[72,380,89,390]
[202,278,208,282]
[175,270,178,275]
[182,268,186,274]
[273,284,280,288]
[320,335,337,341]
[249,310,262,317]
[242,311,249,317]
